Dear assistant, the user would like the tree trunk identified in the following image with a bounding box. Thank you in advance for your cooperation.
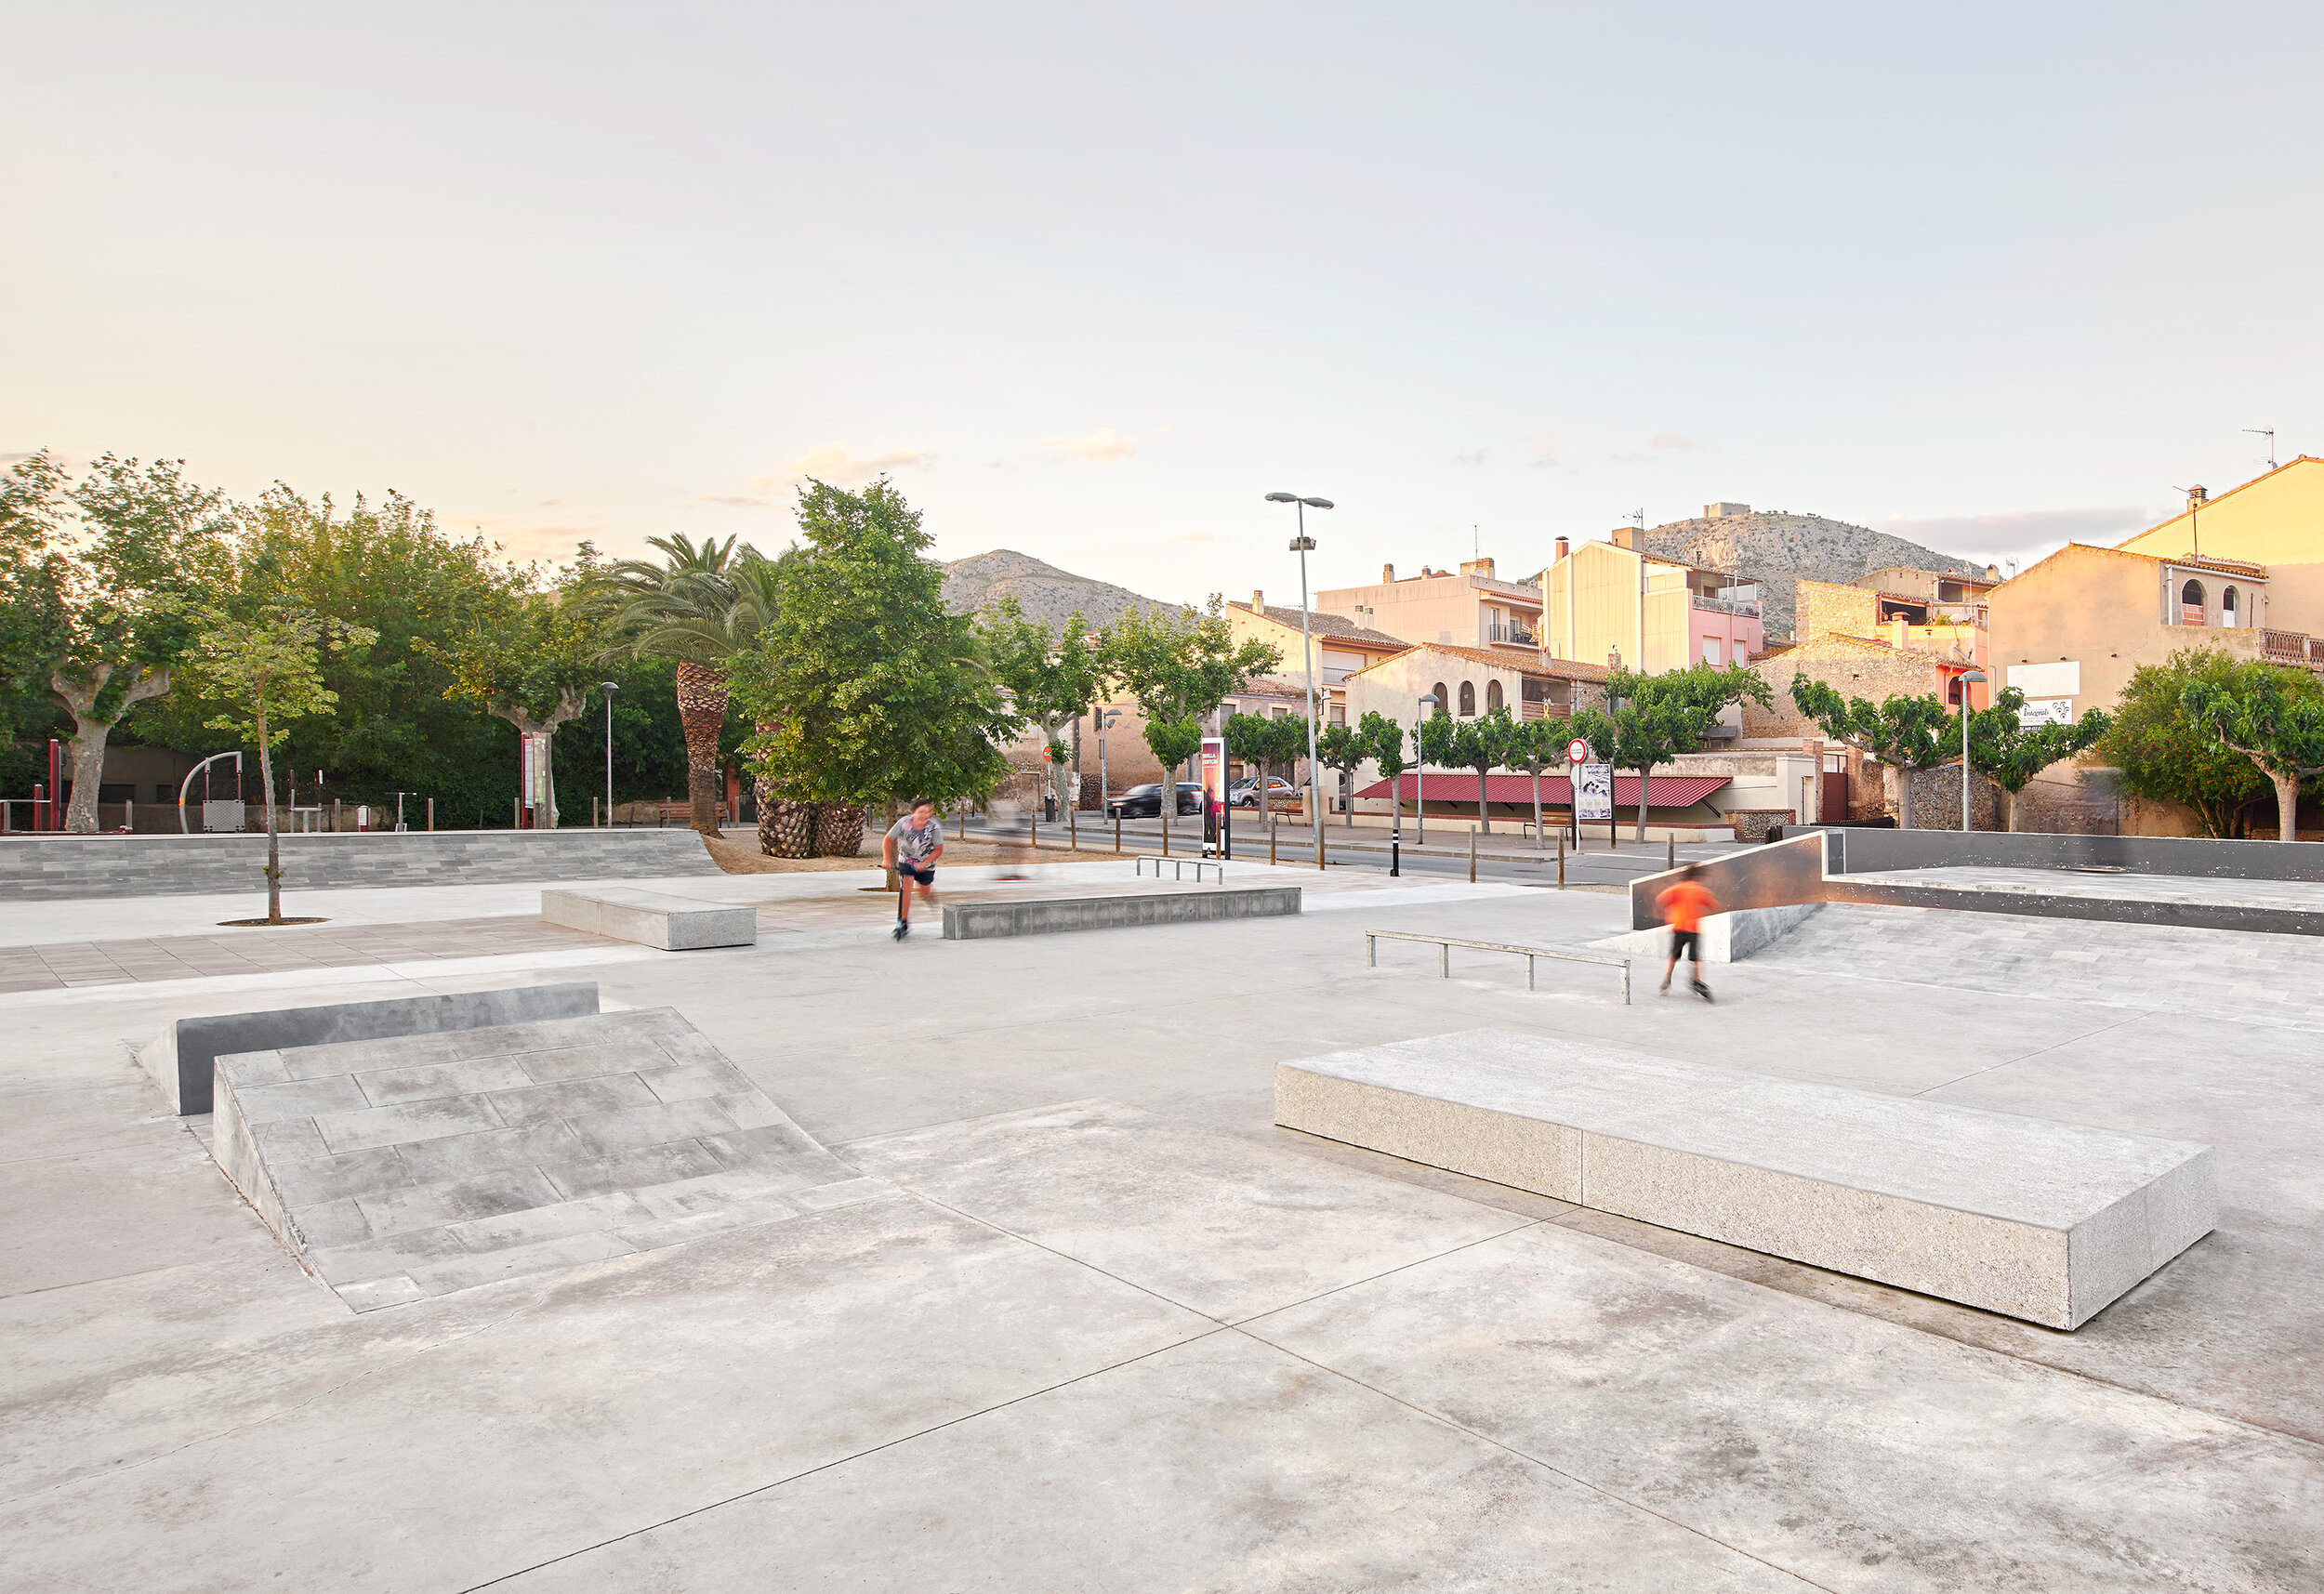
[1635,764,1650,842]
[1898,767,1913,830]
[257,710,283,923]
[48,664,168,833]
[2272,774,2301,842]
[494,689,587,831]
[674,661,729,835]
[1531,767,1543,845]
[814,803,866,857]
[2000,785,2018,833]
[1475,766,1490,833]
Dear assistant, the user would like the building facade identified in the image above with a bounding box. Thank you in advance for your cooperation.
[1313,558,1544,655]
[1538,533,1764,675]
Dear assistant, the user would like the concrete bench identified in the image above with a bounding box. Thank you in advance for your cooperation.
[944,885,1300,940]
[137,981,601,1116]
[1275,1030,2214,1329]
[540,887,757,950]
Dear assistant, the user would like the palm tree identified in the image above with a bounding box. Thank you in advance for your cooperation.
[581,534,750,834]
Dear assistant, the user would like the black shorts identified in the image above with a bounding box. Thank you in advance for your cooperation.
[896,860,936,885]
[1669,928,1700,960]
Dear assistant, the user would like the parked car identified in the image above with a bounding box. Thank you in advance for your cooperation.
[1105,783,1203,818]
[1228,776,1302,809]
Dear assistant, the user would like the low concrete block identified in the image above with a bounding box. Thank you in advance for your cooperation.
[1275,1030,2215,1329]
[137,981,601,1117]
[540,887,757,951]
[1588,902,1823,964]
[941,885,1301,940]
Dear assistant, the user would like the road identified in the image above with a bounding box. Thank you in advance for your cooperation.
[954,812,1747,891]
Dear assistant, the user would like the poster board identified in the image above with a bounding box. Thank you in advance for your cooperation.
[1199,735,1229,854]
[1576,762,1615,823]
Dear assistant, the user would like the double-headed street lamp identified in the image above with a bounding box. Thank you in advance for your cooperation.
[1264,491,1332,870]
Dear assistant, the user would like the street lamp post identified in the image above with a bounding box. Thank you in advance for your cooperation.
[1097,707,1121,813]
[1415,693,1437,848]
[1265,491,1332,871]
[1960,667,1987,831]
[601,682,620,828]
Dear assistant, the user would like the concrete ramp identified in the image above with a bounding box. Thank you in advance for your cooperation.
[209,1008,883,1310]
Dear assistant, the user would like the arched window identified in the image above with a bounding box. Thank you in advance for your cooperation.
[2223,586,2240,626]
[1431,682,1449,717]
[1486,680,1504,712]
[2180,579,2207,625]
[1458,681,1476,716]
[1947,675,1963,705]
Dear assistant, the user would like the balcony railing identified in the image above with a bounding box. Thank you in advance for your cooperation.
[1487,623,1538,644]
[2264,629,2324,668]
[1691,595,1761,618]
[1519,701,1572,721]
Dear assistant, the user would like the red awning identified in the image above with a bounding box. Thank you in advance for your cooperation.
[1351,772,1732,809]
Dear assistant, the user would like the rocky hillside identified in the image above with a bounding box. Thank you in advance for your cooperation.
[941,548,1178,627]
[1644,512,1987,640]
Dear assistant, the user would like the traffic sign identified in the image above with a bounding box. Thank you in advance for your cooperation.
[1566,737,1590,765]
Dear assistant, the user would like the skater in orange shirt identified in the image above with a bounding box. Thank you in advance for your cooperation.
[1656,862,1718,1002]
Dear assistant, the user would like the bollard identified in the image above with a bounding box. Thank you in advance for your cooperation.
[333,797,342,832]
[428,797,434,832]
[1316,826,1325,872]
[1270,821,1277,865]
[1115,813,1122,853]
[1557,826,1566,889]
[1469,828,1476,883]
[1667,837,1675,870]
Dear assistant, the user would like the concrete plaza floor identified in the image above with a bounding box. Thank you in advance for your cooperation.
[3,860,2319,1589]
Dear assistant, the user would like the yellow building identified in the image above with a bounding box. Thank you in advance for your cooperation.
[1538,532,1764,675]
[2115,457,2324,631]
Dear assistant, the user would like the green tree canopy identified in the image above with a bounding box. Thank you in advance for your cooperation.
[2096,648,2272,838]
[1419,705,1524,831]
[1963,688,2115,832]
[184,605,376,921]
[1789,674,1953,829]
[1315,720,1371,827]
[1573,664,1770,837]
[1103,598,1279,846]
[2,451,237,829]
[731,480,1015,812]
[2181,659,2324,842]
[983,598,1108,815]
[1223,710,1307,819]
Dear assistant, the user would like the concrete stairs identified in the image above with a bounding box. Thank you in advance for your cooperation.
[208,1008,884,1310]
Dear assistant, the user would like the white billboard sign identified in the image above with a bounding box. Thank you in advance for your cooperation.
[2017,697,2076,730]
[1576,763,1615,823]
[2007,661,2080,698]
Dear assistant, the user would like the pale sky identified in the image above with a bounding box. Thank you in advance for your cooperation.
[7,4,2318,602]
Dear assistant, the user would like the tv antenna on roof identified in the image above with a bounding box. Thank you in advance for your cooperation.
[2245,428,2277,469]
[1628,507,1645,532]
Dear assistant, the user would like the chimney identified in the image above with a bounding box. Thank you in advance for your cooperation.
[1985,562,2000,582]
[1554,536,1570,562]
[1459,556,1496,579]
[1610,526,1638,552]
[1381,562,1395,583]
[1252,589,1265,613]
[2188,485,2209,507]
[1890,616,1908,649]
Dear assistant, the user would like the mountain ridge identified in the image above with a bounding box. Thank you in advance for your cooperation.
[1643,511,1987,639]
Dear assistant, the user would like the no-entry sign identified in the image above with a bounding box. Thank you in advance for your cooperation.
[1566,737,1590,765]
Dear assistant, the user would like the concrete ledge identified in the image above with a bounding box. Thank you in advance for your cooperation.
[1590,903,1824,964]
[541,887,757,951]
[1824,877,2324,938]
[137,981,601,1116]
[943,885,1301,940]
[1275,1030,2215,1329]
[0,827,721,901]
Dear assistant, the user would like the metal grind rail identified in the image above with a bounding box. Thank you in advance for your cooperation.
[1136,856,1224,883]
[1365,929,1631,1003]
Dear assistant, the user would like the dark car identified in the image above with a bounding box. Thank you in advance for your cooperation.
[1105,783,1203,818]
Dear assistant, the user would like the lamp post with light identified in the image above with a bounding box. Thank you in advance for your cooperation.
[1414,692,1437,848]
[1960,667,1987,831]
[1264,491,1332,870]
[601,682,620,827]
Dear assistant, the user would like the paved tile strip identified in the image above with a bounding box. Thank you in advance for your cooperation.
[0,915,621,993]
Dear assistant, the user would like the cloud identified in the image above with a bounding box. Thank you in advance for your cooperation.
[689,493,773,509]
[1876,505,2158,561]
[1169,530,1215,545]
[460,515,610,562]
[1453,446,1490,467]
[1040,428,1137,462]
[748,442,931,492]
[1649,433,1697,452]
[1525,432,1562,468]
